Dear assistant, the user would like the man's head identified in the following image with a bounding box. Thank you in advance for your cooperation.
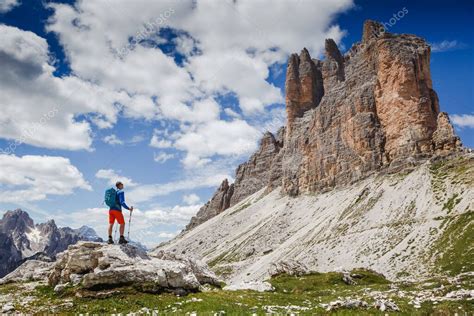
[116,181,124,190]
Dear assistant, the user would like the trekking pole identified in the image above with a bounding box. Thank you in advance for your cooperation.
[127,210,132,240]
[114,223,118,241]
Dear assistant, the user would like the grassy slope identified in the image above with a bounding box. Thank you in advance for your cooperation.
[428,155,474,276]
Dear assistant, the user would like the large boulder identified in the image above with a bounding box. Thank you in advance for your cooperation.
[47,241,219,292]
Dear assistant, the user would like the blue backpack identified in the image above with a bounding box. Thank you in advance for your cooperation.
[104,188,117,208]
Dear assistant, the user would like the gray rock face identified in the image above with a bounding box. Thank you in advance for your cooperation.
[0,209,103,277]
[47,242,219,292]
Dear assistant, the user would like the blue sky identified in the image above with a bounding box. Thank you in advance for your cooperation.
[0,0,472,247]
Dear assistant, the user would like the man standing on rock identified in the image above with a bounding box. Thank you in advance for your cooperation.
[106,181,134,244]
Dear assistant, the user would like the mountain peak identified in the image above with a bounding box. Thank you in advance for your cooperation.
[0,209,104,277]
[183,19,464,231]
[0,209,34,233]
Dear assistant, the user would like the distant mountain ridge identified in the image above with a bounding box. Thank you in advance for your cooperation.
[0,209,103,277]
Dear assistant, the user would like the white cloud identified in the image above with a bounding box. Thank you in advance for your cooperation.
[0,24,130,151]
[128,172,230,204]
[95,169,138,187]
[103,134,145,146]
[183,193,200,205]
[150,134,173,148]
[153,152,174,163]
[103,134,123,145]
[430,40,466,53]
[224,108,241,119]
[173,34,196,56]
[140,204,200,224]
[129,135,145,144]
[0,0,20,13]
[43,0,352,147]
[0,154,91,203]
[157,231,177,238]
[451,114,474,129]
[174,119,261,168]
[2,0,353,164]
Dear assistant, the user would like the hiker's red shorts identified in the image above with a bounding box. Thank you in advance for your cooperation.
[109,210,125,225]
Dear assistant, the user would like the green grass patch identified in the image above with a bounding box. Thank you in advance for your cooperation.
[432,211,474,275]
[269,268,389,295]
[442,193,461,213]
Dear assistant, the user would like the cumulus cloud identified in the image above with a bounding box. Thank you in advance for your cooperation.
[153,152,174,163]
[0,154,91,203]
[150,133,173,148]
[0,0,20,13]
[0,24,130,151]
[95,169,138,187]
[103,134,123,145]
[183,193,200,205]
[0,1,355,236]
[451,114,474,129]
[174,119,261,168]
[128,172,230,204]
[1,0,353,165]
[41,0,352,161]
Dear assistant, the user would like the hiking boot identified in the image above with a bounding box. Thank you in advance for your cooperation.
[107,236,114,244]
[118,236,128,244]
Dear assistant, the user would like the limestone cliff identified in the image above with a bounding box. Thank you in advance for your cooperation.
[185,20,463,231]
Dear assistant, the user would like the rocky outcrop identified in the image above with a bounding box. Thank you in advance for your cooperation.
[183,19,462,231]
[185,128,285,231]
[0,209,103,277]
[47,242,219,293]
[432,112,462,155]
[230,129,285,205]
[373,30,440,167]
[185,179,234,231]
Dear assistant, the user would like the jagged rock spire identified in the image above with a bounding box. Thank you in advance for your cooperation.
[362,20,386,43]
[285,48,324,130]
[432,112,462,154]
[322,38,345,91]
